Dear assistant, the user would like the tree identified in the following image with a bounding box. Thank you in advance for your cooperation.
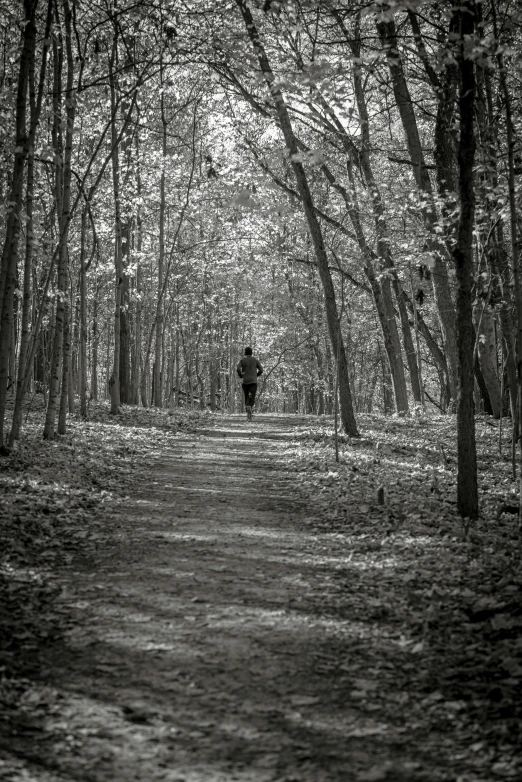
[377,11,459,409]
[0,0,38,450]
[233,0,359,435]
[452,0,478,518]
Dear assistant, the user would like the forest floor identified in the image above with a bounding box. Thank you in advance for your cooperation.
[1,404,522,782]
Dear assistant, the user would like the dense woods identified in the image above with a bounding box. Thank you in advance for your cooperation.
[1,0,521,515]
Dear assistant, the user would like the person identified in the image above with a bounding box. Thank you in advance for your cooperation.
[237,347,263,420]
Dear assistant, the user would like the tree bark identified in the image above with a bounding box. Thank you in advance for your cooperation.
[377,16,459,406]
[0,0,37,449]
[9,0,52,443]
[91,293,98,400]
[58,302,71,434]
[109,28,122,415]
[341,153,409,414]
[43,0,76,439]
[333,10,417,407]
[452,0,478,518]
[491,0,522,516]
[78,208,88,417]
[154,75,167,408]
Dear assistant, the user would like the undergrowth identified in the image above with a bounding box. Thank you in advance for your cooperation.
[281,412,522,768]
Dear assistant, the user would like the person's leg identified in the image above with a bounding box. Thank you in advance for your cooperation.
[246,383,257,420]
[242,384,251,419]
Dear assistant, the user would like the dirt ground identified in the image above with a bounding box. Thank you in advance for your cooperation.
[1,413,520,782]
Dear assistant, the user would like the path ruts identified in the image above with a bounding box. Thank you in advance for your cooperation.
[5,415,466,782]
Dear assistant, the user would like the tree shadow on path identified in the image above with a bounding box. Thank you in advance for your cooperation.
[2,414,517,782]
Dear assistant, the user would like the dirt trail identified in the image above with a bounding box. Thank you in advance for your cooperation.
[3,415,476,781]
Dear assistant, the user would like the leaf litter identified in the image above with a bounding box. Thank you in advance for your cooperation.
[0,405,520,781]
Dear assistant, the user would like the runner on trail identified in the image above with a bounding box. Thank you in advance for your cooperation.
[237,347,263,421]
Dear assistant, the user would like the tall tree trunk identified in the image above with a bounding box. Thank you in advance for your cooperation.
[377,16,459,406]
[109,29,122,415]
[91,293,98,400]
[207,287,217,411]
[452,0,478,518]
[475,49,517,419]
[58,303,71,434]
[0,0,37,449]
[228,309,236,413]
[292,132,410,412]
[133,257,142,406]
[174,324,180,408]
[119,265,131,403]
[44,0,76,440]
[79,208,88,417]
[133,137,143,405]
[154,81,167,408]
[236,0,358,434]
[117,41,135,406]
[491,0,522,515]
[334,10,417,407]
[343,159,409,412]
[9,0,52,444]
[11,65,36,439]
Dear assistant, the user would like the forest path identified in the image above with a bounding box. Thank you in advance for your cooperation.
[11,414,457,782]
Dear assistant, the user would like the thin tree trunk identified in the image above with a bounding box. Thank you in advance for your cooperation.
[134,141,143,406]
[174,313,180,408]
[154,80,167,408]
[408,263,425,407]
[11,93,36,439]
[394,277,421,403]
[208,299,217,411]
[79,208,88,417]
[117,46,135,406]
[119,264,131,403]
[58,303,71,434]
[229,311,236,413]
[491,0,522,516]
[0,0,37,449]
[452,0,478,518]
[9,0,52,443]
[483,68,517,419]
[68,277,75,414]
[338,156,409,412]
[334,11,416,407]
[133,258,142,406]
[44,1,76,440]
[109,29,122,415]
[91,293,98,400]
[377,16,459,406]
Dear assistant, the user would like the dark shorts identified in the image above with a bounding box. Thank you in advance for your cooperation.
[242,383,257,406]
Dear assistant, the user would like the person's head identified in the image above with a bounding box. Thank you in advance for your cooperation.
[244,346,253,356]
